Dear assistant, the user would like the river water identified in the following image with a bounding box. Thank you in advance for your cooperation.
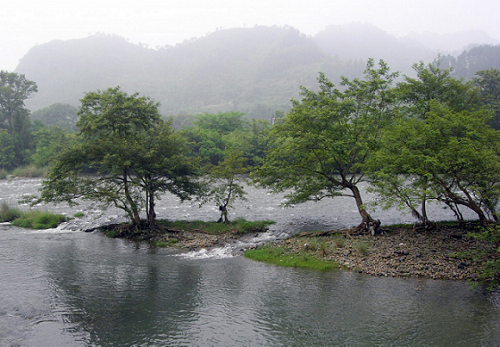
[1,179,499,346]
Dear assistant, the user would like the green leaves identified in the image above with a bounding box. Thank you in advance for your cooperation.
[368,63,500,224]
[40,87,199,228]
[255,60,398,225]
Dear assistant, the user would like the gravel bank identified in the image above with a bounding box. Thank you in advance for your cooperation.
[281,225,496,281]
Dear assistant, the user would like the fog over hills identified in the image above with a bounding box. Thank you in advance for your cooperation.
[15,24,500,118]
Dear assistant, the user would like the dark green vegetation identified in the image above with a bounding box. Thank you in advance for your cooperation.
[37,87,200,229]
[0,202,67,229]
[244,246,339,271]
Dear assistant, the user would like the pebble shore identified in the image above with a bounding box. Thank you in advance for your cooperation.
[281,226,496,281]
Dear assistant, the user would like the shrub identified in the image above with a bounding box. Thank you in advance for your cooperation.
[0,202,22,222]
[11,165,47,178]
[11,210,67,229]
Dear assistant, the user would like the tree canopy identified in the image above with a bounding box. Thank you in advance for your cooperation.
[0,71,38,169]
[367,63,500,226]
[39,87,200,228]
[254,59,399,231]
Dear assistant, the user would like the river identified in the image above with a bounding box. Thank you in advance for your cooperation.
[0,179,499,346]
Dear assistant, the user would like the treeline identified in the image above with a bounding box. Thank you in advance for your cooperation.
[2,60,500,228]
[3,60,500,287]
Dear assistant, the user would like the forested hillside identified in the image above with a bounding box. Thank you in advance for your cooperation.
[14,25,500,119]
[17,27,353,119]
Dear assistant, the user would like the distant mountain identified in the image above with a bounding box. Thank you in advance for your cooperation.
[15,24,500,118]
[405,30,499,54]
[17,27,350,118]
[313,23,437,72]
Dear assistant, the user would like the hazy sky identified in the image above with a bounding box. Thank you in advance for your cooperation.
[1,0,499,71]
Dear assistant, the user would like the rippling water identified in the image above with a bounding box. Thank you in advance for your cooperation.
[0,179,499,346]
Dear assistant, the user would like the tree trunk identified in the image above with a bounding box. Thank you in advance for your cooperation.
[123,170,141,227]
[348,184,380,235]
[147,187,157,229]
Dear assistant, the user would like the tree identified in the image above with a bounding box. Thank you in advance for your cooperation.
[0,71,38,136]
[183,112,249,166]
[0,71,38,168]
[371,101,500,226]
[0,129,16,170]
[254,60,399,232]
[31,126,74,167]
[200,149,248,223]
[367,63,498,226]
[30,103,79,132]
[474,69,500,130]
[38,87,199,229]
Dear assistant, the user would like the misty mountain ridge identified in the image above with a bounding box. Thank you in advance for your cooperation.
[15,24,500,118]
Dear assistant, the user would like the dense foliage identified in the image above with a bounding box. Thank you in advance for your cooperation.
[254,59,399,231]
[0,71,38,169]
[37,87,200,229]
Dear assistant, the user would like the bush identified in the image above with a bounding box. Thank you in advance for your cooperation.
[11,165,47,178]
[11,210,67,229]
[0,202,22,222]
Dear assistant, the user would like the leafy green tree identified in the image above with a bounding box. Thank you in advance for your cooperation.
[367,62,494,226]
[0,129,16,170]
[254,60,399,232]
[0,71,38,168]
[370,101,500,226]
[39,87,199,228]
[224,119,271,167]
[31,126,74,167]
[30,103,79,132]
[474,69,500,130]
[200,149,248,223]
[183,112,249,166]
[0,71,38,136]
[397,62,480,118]
[132,120,200,228]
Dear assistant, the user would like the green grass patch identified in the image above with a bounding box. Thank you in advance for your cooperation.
[244,246,338,271]
[11,165,47,178]
[73,212,85,218]
[157,218,275,235]
[11,209,68,229]
[154,239,178,248]
[0,202,22,222]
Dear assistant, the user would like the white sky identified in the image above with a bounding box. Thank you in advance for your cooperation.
[1,0,499,71]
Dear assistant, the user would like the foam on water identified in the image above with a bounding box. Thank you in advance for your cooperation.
[177,230,290,260]
[178,246,236,259]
